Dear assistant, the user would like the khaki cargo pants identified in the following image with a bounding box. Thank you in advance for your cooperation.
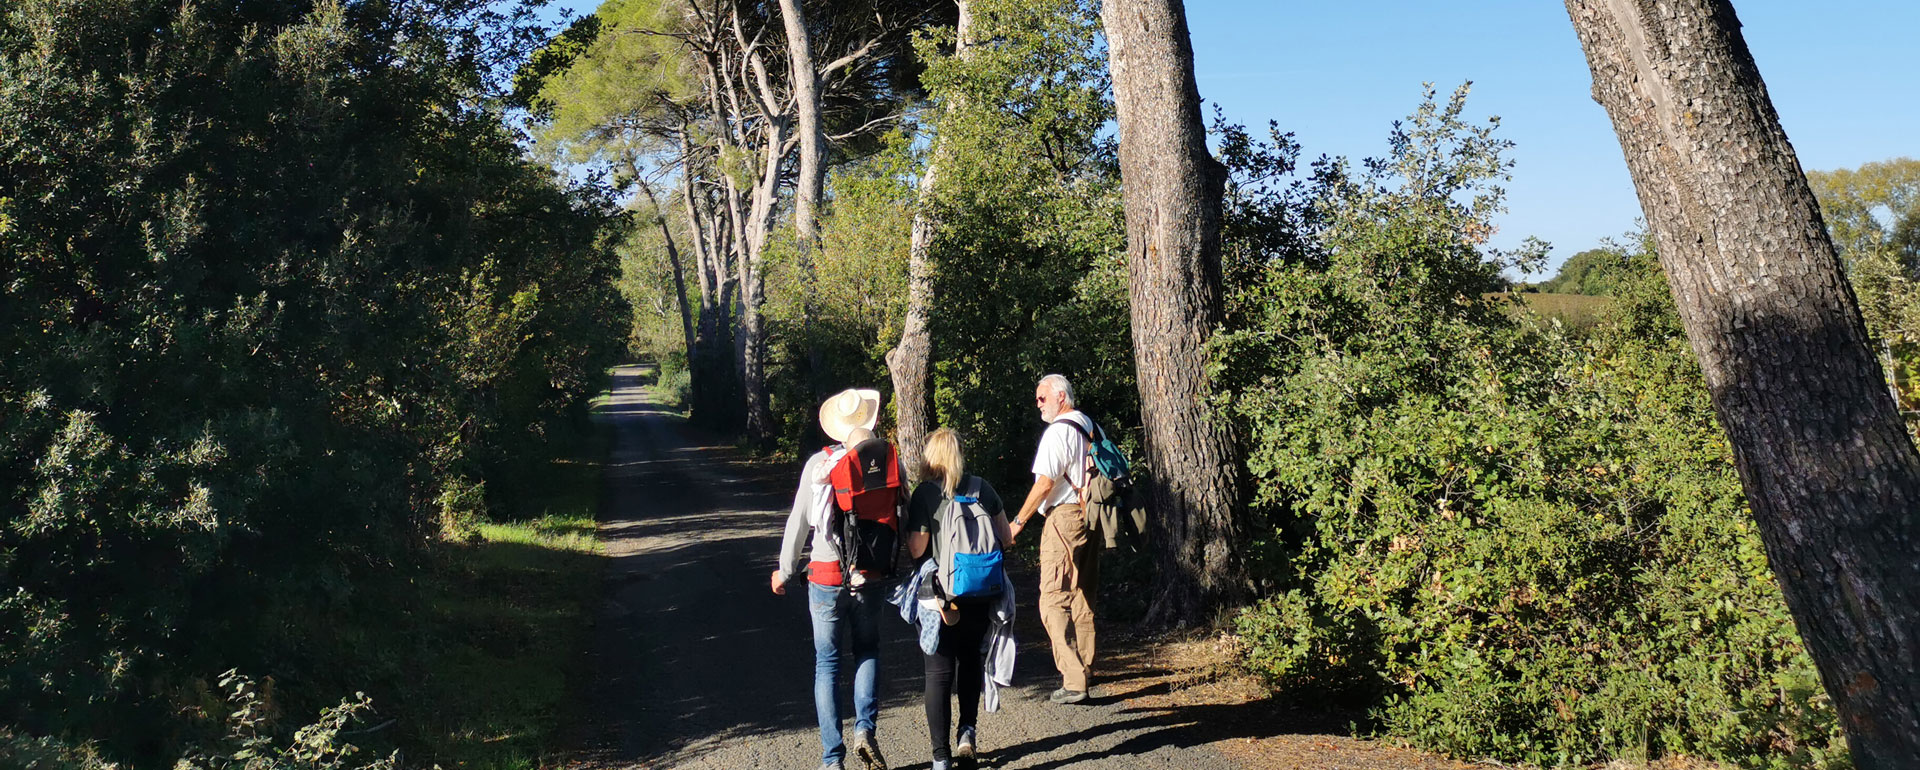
[1039,503,1098,692]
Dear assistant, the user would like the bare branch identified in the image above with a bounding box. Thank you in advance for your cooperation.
[826,110,911,142]
[819,33,884,78]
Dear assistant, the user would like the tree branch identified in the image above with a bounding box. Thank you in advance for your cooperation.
[826,110,912,142]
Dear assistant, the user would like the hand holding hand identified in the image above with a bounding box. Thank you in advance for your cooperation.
[770,569,787,595]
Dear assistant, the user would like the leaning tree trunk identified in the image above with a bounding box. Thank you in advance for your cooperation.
[1566,1,1920,764]
[1100,0,1248,628]
[638,178,696,360]
[885,0,971,479]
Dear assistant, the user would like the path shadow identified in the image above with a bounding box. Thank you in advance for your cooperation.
[569,366,932,767]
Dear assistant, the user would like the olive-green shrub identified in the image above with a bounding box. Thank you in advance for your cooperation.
[1216,87,1845,768]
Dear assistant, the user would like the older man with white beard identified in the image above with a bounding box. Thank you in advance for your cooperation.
[1007,373,1097,705]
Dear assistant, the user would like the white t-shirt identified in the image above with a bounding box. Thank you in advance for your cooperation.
[1031,410,1091,513]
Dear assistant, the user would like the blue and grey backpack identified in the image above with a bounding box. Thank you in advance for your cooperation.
[935,476,1006,600]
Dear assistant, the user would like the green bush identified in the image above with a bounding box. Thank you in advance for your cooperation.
[1,672,398,770]
[1,731,114,770]
[1217,86,1845,767]
[176,672,397,770]
[656,352,694,408]
[0,0,624,762]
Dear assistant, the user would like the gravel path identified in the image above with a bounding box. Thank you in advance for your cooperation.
[568,365,1486,770]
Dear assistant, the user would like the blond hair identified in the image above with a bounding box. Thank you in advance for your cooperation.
[922,428,966,494]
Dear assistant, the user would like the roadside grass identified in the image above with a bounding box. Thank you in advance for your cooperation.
[386,408,609,768]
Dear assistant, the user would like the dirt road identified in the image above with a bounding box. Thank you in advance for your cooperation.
[570,365,1481,770]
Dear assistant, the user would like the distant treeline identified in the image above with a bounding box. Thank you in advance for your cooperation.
[1518,244,1641,297]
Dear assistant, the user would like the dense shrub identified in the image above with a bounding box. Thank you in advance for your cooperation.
[1217,87,1845,767]
[0,0,625,762]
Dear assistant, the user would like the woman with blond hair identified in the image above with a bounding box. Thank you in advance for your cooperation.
[905,428,1012,770]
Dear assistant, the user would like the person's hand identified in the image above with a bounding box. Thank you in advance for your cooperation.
[770,569,787,595]
[1009,518,1026,544]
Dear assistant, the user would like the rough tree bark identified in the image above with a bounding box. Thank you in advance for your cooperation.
[737,117,787,445]
[1100,0,1248,627]
[684,9,788,445]
[885,0,971,479]
[1566,1,1920,764]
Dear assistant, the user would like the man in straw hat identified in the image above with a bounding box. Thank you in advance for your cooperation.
[773,388,903,770]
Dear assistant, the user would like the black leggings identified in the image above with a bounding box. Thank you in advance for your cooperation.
[923,601,991,761]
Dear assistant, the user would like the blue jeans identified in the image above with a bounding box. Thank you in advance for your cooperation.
[808,580,882,763]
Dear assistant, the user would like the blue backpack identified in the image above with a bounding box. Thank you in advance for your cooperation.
[934,477,1006,599]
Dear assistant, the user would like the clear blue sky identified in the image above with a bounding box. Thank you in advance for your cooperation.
[539,1,1918,278]
[1185,1,1919,277]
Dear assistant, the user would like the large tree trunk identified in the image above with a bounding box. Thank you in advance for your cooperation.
[1100,0,1248,627]
[884,155,938,480]
[885,0,971,479]
[777,0,828,402]
[706,40,757,425]
[735,21,792,447]
[737,118,787,445]
[779,0,824,249]
[1566,1,1920,764]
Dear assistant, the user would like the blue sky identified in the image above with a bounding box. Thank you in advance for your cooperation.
[1186,1,1920,277]
[539,1,1918,278]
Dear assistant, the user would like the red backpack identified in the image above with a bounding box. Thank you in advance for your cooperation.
[826,437,904,581]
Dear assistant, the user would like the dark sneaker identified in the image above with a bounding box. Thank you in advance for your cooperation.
[1049,688,1088,704]
[851,729,888,770]
[955,725,977,759]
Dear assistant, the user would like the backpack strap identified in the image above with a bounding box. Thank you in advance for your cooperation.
[1052,414,1099,496]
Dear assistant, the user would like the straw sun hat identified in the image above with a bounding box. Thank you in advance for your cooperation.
[818,388,881,443]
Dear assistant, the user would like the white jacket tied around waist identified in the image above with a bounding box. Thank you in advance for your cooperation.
[889,559,1018,712]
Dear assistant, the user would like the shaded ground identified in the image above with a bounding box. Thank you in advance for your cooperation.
[566,365,1495,770]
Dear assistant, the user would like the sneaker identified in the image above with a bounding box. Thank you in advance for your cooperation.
[930,760,951,770]
[818,761,846,770]
[955,725,977,759]
[851,729,888,770]
[1048,688,1088,704]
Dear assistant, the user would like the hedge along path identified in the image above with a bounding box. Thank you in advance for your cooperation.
[564,364,1487,769]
